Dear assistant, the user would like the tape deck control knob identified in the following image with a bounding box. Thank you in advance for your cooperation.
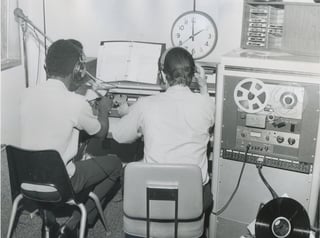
[288,138,296,145]
[276,136,285,143]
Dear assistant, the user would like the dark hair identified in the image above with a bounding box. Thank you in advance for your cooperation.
[45,39,83,78]
[163,47,195,87]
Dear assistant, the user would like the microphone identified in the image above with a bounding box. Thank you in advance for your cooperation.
[13,8,53,43]
[14,8,30,23]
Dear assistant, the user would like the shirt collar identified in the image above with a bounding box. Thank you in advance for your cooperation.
[45,78,69,91]
[166,85,191,93]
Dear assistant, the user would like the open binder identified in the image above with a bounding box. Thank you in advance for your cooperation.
[96,41,165,91]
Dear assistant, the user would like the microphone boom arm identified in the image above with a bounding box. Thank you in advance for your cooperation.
[14,8,53,43]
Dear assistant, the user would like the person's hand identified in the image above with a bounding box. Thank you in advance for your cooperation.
[113,94,129,117]
[194,63,208,95]
[117,102,129,117]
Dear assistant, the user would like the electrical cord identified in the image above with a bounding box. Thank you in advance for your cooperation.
[212,144,250,216]
[256,164,278,199]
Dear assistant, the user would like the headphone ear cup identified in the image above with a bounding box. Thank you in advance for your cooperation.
[73,60,86,81]
[159,47,173,72]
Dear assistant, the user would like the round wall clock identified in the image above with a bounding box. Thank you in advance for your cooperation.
[171,11,218,59]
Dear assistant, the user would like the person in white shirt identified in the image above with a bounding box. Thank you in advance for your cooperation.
[20,39,122,238]
[112,47,215,232]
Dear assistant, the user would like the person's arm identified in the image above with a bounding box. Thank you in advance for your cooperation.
[94,96,113,139]
[194,63,208,95]
[112,100,143,144]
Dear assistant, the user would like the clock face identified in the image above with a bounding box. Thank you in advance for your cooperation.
[171,11,218,59]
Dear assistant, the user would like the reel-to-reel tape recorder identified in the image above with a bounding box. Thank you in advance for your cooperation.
[221,76,319,174]
[210,49,320,238]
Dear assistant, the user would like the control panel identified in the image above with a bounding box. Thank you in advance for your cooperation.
[221,76,319,174]
[108,61,217,118]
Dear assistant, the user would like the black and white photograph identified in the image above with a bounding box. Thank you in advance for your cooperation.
[1,0,320,237]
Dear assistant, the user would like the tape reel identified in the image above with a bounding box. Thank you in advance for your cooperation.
[270,86,304,119]
[234,78,269,113]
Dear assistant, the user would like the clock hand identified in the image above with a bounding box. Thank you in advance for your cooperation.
[181,29,205,45]
[192,17,195,41]
[192,28,205,38]
[181,35,193,44]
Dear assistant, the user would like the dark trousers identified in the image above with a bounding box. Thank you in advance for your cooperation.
[68,154,122,228]
[203,181,213,235]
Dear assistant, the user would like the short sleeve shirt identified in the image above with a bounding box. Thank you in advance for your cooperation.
[20,79,101,177]
[113,85,215,183]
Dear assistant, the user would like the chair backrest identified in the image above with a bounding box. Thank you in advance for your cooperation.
[123,162,204,238]
[6,145,75,204]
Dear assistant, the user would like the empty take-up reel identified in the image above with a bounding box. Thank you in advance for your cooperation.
[233,78,268,113]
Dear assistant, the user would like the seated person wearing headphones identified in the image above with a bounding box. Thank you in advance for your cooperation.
[20,39,122,238]
[113,47,215,229]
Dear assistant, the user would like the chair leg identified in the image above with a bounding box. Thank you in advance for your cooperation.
[7,194,23,238]
[89,192,111,236]
[41,210,53,238]
[44,226,50,238]
[77,203,87,238]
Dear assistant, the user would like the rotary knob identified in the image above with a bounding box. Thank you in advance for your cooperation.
[288,138,296,145]
[276,136,284,143]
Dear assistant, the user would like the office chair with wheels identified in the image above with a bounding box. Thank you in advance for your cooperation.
[123,162,204,238]
[5,145,110,238]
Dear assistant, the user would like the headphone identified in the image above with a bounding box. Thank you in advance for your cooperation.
[72,50,86,82]
[158,47,175,72]
[69,40,86,82]
[158,47,175,85]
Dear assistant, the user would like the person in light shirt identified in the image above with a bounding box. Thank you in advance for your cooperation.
[113,46,215,231]
[20,39,122,238]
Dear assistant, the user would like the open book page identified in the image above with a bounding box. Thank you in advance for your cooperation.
[96,41,164,85]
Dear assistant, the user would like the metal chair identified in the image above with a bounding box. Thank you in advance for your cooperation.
[123,162,204,238]
[5,145,110,238]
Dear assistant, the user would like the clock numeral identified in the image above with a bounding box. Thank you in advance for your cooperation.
[184,46,189,50]
[176,33,181,38]
[205,41,209,46]
[208,34,212,39]
[179,25,185,31]
[191,48,196,56]
[179,40,183,46]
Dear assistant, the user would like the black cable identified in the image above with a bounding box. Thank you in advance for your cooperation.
[212,144,250,216]
[257,166,278,199]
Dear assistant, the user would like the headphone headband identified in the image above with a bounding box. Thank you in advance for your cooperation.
[159,46,185,72]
